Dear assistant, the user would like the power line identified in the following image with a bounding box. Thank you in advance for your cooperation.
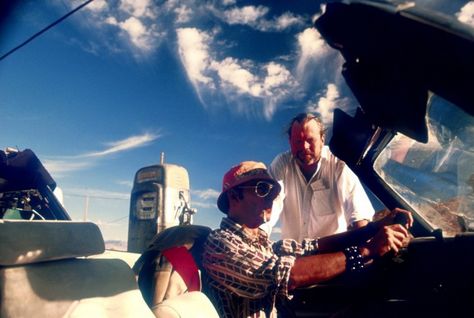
[0,0,95,62]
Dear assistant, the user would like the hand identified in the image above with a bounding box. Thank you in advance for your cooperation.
[375,208,413,230]
[362,224,410,258]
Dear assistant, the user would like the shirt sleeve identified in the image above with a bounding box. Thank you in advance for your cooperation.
[203,231,297,300]
[272,238,319,256]
[338,164,375,224]
[269,152,290,180]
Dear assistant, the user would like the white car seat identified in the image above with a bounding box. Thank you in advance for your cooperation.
[0,219,154,318]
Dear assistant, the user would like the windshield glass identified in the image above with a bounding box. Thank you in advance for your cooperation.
[374,95,474,237]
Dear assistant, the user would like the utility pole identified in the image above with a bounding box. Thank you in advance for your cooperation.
[84,195,89,221]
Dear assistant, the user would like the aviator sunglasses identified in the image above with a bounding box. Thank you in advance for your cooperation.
[238,181,274,198]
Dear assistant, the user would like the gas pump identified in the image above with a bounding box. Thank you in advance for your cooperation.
[127,154,196,253]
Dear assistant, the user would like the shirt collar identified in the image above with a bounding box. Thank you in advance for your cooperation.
[220,217,270,244]
[290,152,323,182]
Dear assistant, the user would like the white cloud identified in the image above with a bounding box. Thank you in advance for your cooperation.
[119,0,155,18]
[190,201,216,209]
[457,1,474,27]
[176,24,300,119]
[84,0,108,12]
[296,27,329,77]
[274,12,304,31]
[218,5,304,31]
[43,160,93,176]
[83,132,161,158]
[211,57,261,97]
[223,5,269,25]
[190,188,219,209]
[62,1,314,119]
[177,28,214,88]
[117,16,155,51]
[263,62,293,92]
[192,188,220,200]
[43,133,160,177]
[306,83,340,125]
[222,0,236,6]
[174,5,193,23]
[261,62,297,119]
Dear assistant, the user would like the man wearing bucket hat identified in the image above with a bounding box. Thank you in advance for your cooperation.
[202,161,412,318]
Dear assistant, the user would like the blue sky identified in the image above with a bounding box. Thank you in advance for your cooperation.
[1,0,473,243]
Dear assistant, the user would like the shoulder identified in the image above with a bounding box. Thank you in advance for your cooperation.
[272,151,291,166]
[270,151,292,177]
[205,228,241,252]
[321,146,347,174]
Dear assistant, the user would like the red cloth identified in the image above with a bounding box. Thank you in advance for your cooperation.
[162,246,200,292]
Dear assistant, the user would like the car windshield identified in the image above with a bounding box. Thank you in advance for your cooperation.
[374,95,474,237]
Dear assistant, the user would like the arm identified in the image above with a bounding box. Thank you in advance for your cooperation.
[349,219,369,229]
[289,221,411,290]
[318,208,413,253]
[288,251,346,290]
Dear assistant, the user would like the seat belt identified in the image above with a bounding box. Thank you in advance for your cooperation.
[162,246,201,292]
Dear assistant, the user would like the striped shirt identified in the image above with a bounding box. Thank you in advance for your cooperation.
[202,217,319,318]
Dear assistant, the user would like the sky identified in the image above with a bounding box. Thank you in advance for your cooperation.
[1,0,473,244]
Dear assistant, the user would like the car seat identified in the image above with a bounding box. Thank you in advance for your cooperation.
[133,224,218,317]
[0,219,154,317]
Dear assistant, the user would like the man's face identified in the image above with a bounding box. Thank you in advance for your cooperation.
[289,119,325,170]
[232,181,275,229]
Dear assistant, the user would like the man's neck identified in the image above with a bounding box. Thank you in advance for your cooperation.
[228,215,261,237]
[242,224,261,238]
[299,163,318,182]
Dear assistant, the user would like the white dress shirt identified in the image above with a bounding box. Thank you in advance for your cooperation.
[266,146,375,242]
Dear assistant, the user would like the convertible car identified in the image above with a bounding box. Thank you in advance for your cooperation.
[1,0,473,317]
[285,1,474,317]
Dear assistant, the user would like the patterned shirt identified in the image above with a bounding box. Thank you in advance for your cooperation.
[202,217,319,318]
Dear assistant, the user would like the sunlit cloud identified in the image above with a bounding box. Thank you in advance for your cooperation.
[62,1,319,119]
[190,188,219,209]
[174,4,193,23]
[456,1,474,27]
[119,0,155,19]
[216,5,305,31]
[105,15,160,51]
[222,5,269,25]
[82,0,108,12]
[191,201,217,209]
[274,12,305,31]
[43,132,160,176]
[222,0,236,6]
[178,27,300,119]
[211,57,261,97]
[192,188,220,200]
[43,160,93,176]
[296,27,329,77]
[306,83,340,125]
[82,132,161,158]
[177,28,213,87]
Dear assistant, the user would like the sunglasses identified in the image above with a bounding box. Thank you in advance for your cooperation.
[238,181,274,198]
